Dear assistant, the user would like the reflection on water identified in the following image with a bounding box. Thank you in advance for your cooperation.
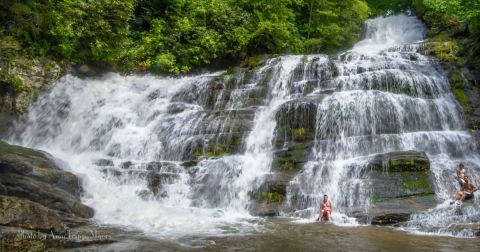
[69,218,480,252]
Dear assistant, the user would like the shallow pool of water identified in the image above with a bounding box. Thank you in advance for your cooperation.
[70,218,480,251]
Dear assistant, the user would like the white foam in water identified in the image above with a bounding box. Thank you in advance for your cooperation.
[284,14,480,234]
[9,56,307,239]
[8,14,480,239]
[353,14,426,54]
[11,74,265,238]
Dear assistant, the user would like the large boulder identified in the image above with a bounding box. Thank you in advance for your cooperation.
[0,141,93,232]
[249,201,283,217]
[361,150,436,225]
[367,195,438,225]
[273,98,320,148]
[367,150,434,201]
[0,196,65,233]
[249,171,296,216]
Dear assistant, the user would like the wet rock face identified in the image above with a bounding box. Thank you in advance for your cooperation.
[0,196,66,233]
[370,213,411,225]
[368,151,431,172]
[274,98,318,146]
[162,68,271,161]
[0,58,62,138]
[367,150,434,201]
[249,201,283,217]
[251,97,322,215]
[439,64,480,152]
[249,172,295,216]
[0,141,93,232]
[358,151,436,225]
[360,195,438,226]
[96,160,184,198]
[146,172,180,195]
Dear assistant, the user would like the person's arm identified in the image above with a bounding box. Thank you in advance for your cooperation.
[459,178,466,189]
[329,199,333,213]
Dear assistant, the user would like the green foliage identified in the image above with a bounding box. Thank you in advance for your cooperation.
[297,0,369,52]
[409,0,480,113]
[240,55,268,69]
[367,0,413,15]
[400,172,432,192]
[223,71,235,88]
[260,191,284,202]
[418,0,480,26]
[0,0,135,62]
[280,160,295,170]
[193,142,230,158]
[291,127,306,139]
[0,0,370,74]
[5,73,24,93]
[453,87,470,113]
[291,144,307,159]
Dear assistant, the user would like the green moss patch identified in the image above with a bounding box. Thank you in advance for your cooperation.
[280,161,295,171]
[193,142,231,158]
[453,87,470,113]
[291,127,306,140]
[260,191,284,203]
[385,158,429,172]
[427,34,460,64]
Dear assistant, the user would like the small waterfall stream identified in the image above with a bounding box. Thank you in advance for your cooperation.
[8,14,480,239]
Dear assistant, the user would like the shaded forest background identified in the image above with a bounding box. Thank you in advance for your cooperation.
[0,0,479,87]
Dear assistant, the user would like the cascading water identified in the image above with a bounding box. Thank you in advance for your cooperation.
[284,14,480,236]
[8,54,308,238]
[7,13,479,240]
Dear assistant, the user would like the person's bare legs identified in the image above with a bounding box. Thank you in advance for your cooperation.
[460,191,471,201]
[455,191,464,201]
[326,211,331,221]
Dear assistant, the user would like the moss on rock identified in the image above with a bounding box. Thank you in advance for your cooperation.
[368,151,435,202]
[369,151,430,172]
[260,191,284,203]
[400,171,432,193]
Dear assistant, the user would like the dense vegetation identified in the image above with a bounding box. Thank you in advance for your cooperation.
[414,0,480,68]
[1,0,479,92]
[0,0,369,76]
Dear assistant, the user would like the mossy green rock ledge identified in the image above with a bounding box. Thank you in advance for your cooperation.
[0,141,94,234]
[363,150,437,225]
[367,150,434,201]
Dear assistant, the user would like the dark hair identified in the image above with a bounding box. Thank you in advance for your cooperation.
[459,163,464,168]
[324,194,328,198]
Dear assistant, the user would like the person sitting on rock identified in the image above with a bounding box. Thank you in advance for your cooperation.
[459,176,478,201]
[452,164,467,204]
[316,194,333,222]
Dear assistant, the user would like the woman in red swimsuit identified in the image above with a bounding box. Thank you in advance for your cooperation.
[316,194,333,221]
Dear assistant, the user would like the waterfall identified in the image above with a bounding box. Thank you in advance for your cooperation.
[284,14,480,235]
[8,55,309,237]
[8,14,480,238]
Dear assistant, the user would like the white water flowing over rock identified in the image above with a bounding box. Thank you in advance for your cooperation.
[283,14,480,236]
[8,56,309,238]
[7,14,480,239]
